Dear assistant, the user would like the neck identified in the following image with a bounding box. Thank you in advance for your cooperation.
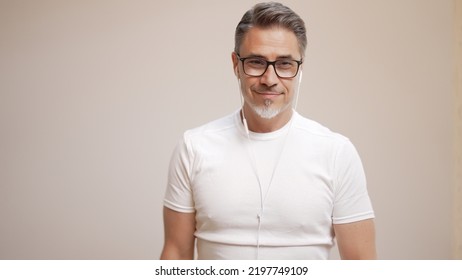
[241,105,293,133]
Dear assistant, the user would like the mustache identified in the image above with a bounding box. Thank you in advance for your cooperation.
[252,86,283,94]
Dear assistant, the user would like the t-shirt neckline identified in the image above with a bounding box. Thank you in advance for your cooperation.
[234,109,297,141]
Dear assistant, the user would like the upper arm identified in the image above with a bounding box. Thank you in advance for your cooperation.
[160,206,196,260]
[333,218,377,260]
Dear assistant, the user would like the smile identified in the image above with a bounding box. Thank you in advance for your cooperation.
[255,91,283,97]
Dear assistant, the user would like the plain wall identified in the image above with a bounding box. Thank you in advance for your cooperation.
[0,0,456,259]
[455,0,462,259]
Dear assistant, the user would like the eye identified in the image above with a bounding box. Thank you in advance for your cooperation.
[276,60,296,69]
[245,58,266,68]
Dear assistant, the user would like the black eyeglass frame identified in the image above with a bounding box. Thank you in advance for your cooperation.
[236,53,303,78]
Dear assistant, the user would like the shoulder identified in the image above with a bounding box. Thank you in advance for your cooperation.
[182,110,240,143]
[292,112,351,145]
[293,114,365,175]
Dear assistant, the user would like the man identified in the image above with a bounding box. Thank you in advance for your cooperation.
[161,2,376,260]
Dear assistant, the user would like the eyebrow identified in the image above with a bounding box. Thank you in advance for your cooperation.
[243,53,300,60]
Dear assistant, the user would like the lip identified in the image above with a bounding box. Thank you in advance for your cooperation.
[255,91,282,97]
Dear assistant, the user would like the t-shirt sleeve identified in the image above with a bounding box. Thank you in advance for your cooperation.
[163,134,196,213]
[332,139,374,224]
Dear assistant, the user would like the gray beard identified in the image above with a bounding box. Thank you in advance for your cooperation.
[250,99,291,119]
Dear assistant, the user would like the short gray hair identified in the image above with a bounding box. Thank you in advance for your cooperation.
[234,2,307,55]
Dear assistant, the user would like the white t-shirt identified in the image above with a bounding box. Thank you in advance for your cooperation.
[164,110,374,259]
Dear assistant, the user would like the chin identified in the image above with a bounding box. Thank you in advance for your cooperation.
[254,108,281,119]
[250,103,291,120]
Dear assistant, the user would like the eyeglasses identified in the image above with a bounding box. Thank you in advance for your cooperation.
[236,54,303,78]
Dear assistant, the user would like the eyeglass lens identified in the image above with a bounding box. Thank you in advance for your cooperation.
[243,57,300,78]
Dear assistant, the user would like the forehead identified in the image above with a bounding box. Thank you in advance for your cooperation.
[239,26,300,58]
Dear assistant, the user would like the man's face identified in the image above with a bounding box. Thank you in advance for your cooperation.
[233,26,302,120]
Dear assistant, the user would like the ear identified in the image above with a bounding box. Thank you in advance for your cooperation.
[231,52,240,78]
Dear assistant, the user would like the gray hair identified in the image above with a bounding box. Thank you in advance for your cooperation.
[234,2,307,56]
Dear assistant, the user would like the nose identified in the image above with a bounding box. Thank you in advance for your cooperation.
[260,64,279,87]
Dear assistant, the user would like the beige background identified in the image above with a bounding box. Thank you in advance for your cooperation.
[0,0,459,259]
[454,0,462,259]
